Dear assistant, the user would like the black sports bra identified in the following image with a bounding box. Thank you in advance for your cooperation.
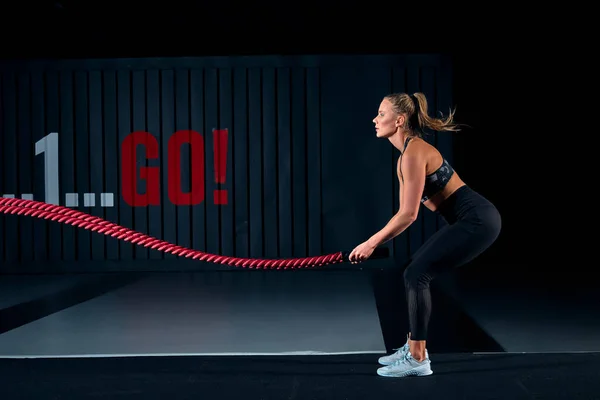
[399,137,455,203]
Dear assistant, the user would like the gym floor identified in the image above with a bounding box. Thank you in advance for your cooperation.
[0,264,598,399]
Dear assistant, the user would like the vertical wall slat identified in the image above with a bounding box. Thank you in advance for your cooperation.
[102,70,119,260]
[306,68,322,256]
[218,68,234,257]
[189,69,206,254]
[262,68,278,258]
[89,70,106,260]
[74,71,91,261]
[0,72,4,261]
[204,68,219,256]
[44,71,61,261]
[31,71,48,262]
[30,71,44,262]
[59,71,76,262]
[17,72,33,263]
[117,70,134,260]
[146,70,162,259]
[132,70,149,259]
[174,69,191,252]
[2,73,18,263]
[160,70,176,259]
[248,68,263,257]
[291,67,307,257]
[276,67,293,258]
[232,67,248,258]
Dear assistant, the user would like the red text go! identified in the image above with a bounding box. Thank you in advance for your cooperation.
[121,129,229,207]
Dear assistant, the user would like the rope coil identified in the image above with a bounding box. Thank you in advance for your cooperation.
[0,197,345,269]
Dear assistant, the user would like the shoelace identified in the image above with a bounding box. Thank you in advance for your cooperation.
[392,352,413,366]
[392,343,408,353]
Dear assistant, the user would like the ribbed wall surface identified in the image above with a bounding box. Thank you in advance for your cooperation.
[0,54,452,272]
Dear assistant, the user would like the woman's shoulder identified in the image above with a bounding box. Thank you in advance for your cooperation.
[406,137,436,155]
[406,138,444,167]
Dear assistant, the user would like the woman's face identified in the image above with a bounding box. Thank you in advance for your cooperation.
[373,99,399,138]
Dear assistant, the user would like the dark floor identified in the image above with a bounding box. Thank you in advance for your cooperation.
[1,265,599,399]
[1,353,599,399]
[0,269,503,356]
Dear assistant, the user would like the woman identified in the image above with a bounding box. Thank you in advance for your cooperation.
[348,92,502,378]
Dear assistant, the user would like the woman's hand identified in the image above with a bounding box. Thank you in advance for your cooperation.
[348,241,376,264]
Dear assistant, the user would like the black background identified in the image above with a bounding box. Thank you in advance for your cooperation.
[0,1,578,286]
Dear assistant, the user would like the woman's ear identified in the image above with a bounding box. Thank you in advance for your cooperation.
[396,115,405,127]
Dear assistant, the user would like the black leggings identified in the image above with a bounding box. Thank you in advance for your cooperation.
[404,185,501,341]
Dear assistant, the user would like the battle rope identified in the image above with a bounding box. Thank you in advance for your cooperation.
[0,197,388,269]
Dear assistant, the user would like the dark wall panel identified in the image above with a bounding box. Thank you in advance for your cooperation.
[2,73,17,264]
[0,54,453,273]
[58,72,72,262]
[17,72,33,263]
[320,63,393,254]
[0,75,3,261]
[232,68,248,258]
[305,68,322,258]
[102,70,120,261]
[44,71,62,262]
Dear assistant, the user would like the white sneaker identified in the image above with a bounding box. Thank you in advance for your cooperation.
[377,351,433,378]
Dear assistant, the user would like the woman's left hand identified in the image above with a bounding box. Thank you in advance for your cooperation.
[348,241,376,264]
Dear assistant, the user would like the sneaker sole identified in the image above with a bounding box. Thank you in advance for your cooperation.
[377,365,433,378]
